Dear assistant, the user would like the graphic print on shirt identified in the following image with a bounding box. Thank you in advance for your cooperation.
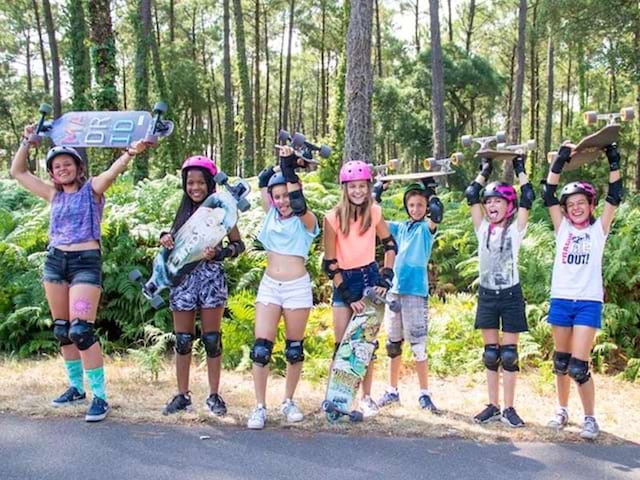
[480,228,515,289]
[561,232,591,266]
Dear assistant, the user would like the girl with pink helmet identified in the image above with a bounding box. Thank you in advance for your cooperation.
[541,142,623,440]
[323,160,397,418]
[160,155,244,417]
[464,154,534,428]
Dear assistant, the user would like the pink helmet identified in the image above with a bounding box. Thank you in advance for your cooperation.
[339,160,373,184]
[482,181,518,218]
[181,155,217,176]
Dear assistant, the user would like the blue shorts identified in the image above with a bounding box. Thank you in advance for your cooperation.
[332,262,380,307]
[43,246,102,287]
[547,298,602,329]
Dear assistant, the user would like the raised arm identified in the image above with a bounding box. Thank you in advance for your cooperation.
[543,144,571,232]
[10,125,56,202]
[601,144,623,235]
[92,140,148,196]
[512,154,533,232]
[464,157,492,230]
[278,145,317,232]
[257,165,276,212]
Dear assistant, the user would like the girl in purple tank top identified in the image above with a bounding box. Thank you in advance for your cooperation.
[11,123,148,423]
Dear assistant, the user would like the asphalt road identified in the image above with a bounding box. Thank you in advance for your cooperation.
[1,414,638,480]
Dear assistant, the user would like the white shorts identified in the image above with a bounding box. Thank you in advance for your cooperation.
[256,273,313,309]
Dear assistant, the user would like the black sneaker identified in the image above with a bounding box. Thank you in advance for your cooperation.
[418,393,438,413]
[205,393,227,416]
[162,393,192,415]
[85,397,109,422]
[474,404,501,424]
[501,407,525,428]
[51,387,86,407]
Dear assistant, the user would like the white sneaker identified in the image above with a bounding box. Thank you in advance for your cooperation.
[547,408,569,430]
[280,399,304,423]
[580,416,600,440]
[360,396,379,418]
[247,405,267,430]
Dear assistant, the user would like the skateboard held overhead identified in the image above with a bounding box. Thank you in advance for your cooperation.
[276,129,332,166]
[461,131,507,151]
[377,170,454,183]
[477,139,536,161]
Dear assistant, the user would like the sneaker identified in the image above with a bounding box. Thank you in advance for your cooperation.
[377,390,400,408]
[51,387,86,407]
[547,408,569,430]
[162,393,192,416]
[501,407,525,428]
[85,397,109,422]
[205,393,227,416]
[580,416,600,440]
[360,396,379,418]
[418,393,438,413]
[474,404,501,424]
[247,405,267,430]
[280,399,304,423]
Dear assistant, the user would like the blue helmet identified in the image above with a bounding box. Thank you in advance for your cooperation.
[267,173,287,192]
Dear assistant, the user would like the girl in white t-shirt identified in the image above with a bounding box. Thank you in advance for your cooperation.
[541,142,623,440]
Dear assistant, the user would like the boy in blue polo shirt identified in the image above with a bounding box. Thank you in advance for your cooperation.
[373,181,443,411]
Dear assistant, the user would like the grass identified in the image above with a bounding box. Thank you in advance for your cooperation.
[1,355,638,446]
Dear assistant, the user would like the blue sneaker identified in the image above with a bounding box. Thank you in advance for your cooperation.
[51,387,86,407]
[377,390,400,408]
[85,397,109,422]
[418,393,438,413]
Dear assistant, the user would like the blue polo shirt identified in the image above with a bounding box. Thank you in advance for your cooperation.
[388,220,435,297]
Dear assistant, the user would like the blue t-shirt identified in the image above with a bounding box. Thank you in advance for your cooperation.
[257,207,319,259]
[388,220,435,297]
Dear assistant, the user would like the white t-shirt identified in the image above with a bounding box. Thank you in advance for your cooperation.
[475,219,526,290]
[550,218,607,302]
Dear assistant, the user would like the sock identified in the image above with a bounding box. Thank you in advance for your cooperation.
[86,367,107,401]
[64,359,84,394]
[387,386,398,394]
[420,389,431,397]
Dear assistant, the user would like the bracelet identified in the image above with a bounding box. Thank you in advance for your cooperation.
[126,149,137,157]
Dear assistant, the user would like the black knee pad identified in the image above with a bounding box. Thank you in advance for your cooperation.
[552,351,571,375]
[202,331,222,358]
[175,332,194,355]
[385,339,403,358]
[53,319,73,346]
[482,344,501,371]
[68,319,97,351]
[285,339,305,364]
[250,338,274,367]
[500,344,520,372]
[568,357,591,385]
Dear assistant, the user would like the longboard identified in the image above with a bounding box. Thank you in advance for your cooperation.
[461,131,507,150]
[476,139,536,161]
[378,170,454,182]
[277,129,332,165]
[322,288,400,422]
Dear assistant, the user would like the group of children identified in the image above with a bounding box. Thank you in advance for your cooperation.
[11,124,622,440]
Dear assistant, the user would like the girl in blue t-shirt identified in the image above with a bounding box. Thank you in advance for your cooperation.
[247,145,319,430]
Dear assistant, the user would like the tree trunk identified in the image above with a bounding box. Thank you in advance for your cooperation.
[222,0,236,173]
[133,0,151,111]
[233,0,255,176]
[282,0,295,131]
[429,0,446,160]
[322,0,330,132]
[262,5,270,153]
[634,19,640,192]
[68,0,92,110]
[565,56,572,132]
[169,0,175,43]
[447,0,453,44]
[150,2,167,101]
[278,11,286,130]
[344,0,374,162]
[121,52,127,109]
[465,0,476,54]
[42,0,61,118]
[543,35,554,156]
[506,0,527,183]
[414,0,420,54]
[25,29,33,92]
[374,0,383,77]
[32,0,49,93]
[254,0,263,170]
[506,43,516,135]
[88,0,119,110]
[528,0,538,166]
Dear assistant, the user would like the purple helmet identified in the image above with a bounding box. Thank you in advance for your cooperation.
[482,181,517,218]
[339,160,373,184]
[559,181,597,207]
[182,155,217,176]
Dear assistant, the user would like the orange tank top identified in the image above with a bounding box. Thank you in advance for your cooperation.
[325,203,382,269]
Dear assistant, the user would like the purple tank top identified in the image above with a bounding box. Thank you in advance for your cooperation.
[49,179,105,247]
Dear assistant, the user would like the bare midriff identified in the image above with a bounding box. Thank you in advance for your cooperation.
[55,240,101,252]
[265,251,307,281]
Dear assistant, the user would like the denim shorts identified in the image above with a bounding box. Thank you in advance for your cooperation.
[43,246,102,287]
[547,298,602,329]
[331,262,380,307]
[474,284,528,333]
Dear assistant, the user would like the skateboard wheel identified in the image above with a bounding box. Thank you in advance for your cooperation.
[495,131,507,144]
[451,152,464,165]
[321,400,334,413]
[388,299,401,313]
[389,158,399,170]
[39,103,52,115]
[278,129,290,143]
[319,145,332,158]
[526,139,536,151]
[547,151,558,163]
[620,107,634,122]
[349,411,363,422]
[423,158,433,170]
[496,142,506,149]
[291,132,306,149]
[214,172,228,185]
[584,111,597,125]
[153,101,168,114]
[237,198,251,212]
[129,270,142,282]
[143,134,158,146]
[151,296,165,309]
[461,135,472,148]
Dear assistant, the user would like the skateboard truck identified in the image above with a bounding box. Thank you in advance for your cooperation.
[213,172,251,212]
[29,103,54,145]
[277,129,332,164]
[363,287,401,313]
[461,131,507,150]
[129,269,165,309]
[373,158,400,177]
[494,139,536,153]
[423,152,463,171]
[145,101,172,145]
[321,399,363,423]
[584,107,634,126]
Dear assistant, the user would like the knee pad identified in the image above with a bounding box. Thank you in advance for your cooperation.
[284,339,305,364]
[288,190,308,216]
[482,344,501,371]
[410,342,427,362]
[568,357,591,385]
[250,338,274,367]
[385,339,403,359]
[552,351,571,375]
[201,331,222,358]
[53,319,73,346]
[500,344,520,372]
[68,319,97,351]
[175,332,194,355]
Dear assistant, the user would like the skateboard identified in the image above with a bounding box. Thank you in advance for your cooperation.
[129,174,250,309]
[30,101,174,148]
[476,139,536,161]
[547,107,634,171]
[322,287,401,423]
[276,129,332,166]
[377,170,454,182]
[372,159,400,177]
[422,152,464,171]
[461,131,507,151]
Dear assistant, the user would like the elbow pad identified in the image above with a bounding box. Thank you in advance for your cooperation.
[606,179,623,206]
[288,189,307,216]
[519,182,535,209]
[381,235,398,254]
[228,239,245,257]
[322,258,341,279]
[465,181,482,206]
[541,181,559,207]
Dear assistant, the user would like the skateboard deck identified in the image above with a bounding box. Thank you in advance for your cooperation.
[378,170,454,182]
[31,102,174,148]
[477,139,536,162]
[322,288,400,422]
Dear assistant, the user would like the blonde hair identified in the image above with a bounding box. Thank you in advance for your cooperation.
[335,183,373,236]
